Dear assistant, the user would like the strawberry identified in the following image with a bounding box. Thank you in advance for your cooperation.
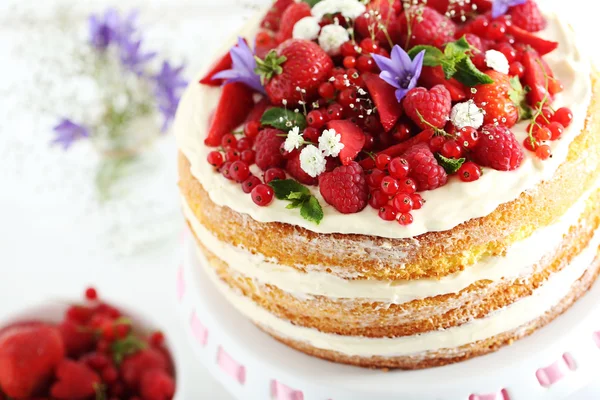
[508,0,546,32]
[0,322,64,398]
[472,124,523,171]
[398,6,456,48]
[255,31,279,59]
[121,348,170,389]
[419,66,467,102]
[403,85,452,130]
[319,162,369,214]
[140,368,176,400]
[522,50,553,107]
[327,120,366,165]
[50,360,100,400]
[355,0,400,45]
[276,2,312,43]
[363,73,403,132]
[246,97,272,123]
[205,83,255,147]
[59,320,95,357]
[256,39,333,106]
[261,0,294,31]
[506,25,558,56]
[255,128,286,170]
[286,151,318,185]
[199,51,232,86]
[472,70,520,127]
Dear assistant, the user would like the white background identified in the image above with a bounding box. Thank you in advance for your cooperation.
[0,0,598,398]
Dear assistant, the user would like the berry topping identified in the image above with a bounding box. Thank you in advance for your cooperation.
[286,151,319,185]
[472,70,521,127]
[319,162,368,214]
[363,73,404,132]
[276,2,312,43]
[472,124,524,171]
[327,120,366,165]
[205,83,255,146]
[403,85,452,130]
[255,128,286,171]
[509,0,547,32]
[402,143,448,191]
[457,161,482,182]
[251,184,275,206]
[50,360,100,400]
[399,6,456,48]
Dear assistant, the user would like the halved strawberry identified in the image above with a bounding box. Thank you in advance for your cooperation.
[360,129,434,169]
[419,66,467,102]
[246,97,271,123]
[205,83,255,147]
[507,25,558,56]
[355,0,399,45]
[327,120,366,165]
[199,52,232,86]
[276,2,312,43]
[363,73,403,132]
[522,50,553,107]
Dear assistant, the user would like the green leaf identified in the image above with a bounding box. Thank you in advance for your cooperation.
[407,45,443,67]
[269,179,310,200]
[300,196,324,225]
[510,76,533,120]
[453,57,494,86]
[435,154,466,174]
[287,191,306,200]
[94,383,107,400]
[111,333,146,365]
[260,107,307,131]
[444,36,471,59]
[286,198,305,209]
[301,0,321,6]
[255,50,287,83]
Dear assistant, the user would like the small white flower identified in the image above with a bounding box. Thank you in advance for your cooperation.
[450,100,485,129]
[293,16,321,40]
[318,24,350,56]
[300,145,327,178]
[284,126,304,152]
[485,50,509,75]
[311,0,366,20]
[318,128,345,157]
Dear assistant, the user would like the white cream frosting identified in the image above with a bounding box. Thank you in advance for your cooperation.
[197,228,600,357]
[174,11,592,239]
[183,179,598,304]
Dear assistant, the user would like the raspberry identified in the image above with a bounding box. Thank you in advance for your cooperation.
[464,33,484,52]
[264,167,286,183]
[399,6,456,48]
[402,143,448,191]
[121,349,170,389]
[50,360,100,400]
[286,152,318,185]
[319,162,368,214]
[254,128,285,171]
[403,85,452,130]
[509,0,546,32]
[472,124,524,171]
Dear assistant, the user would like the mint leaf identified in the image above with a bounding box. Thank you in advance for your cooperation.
[300,196,324,225]
[261,108,307,131]
[444,36,471,59]
[453,57,494,86]
[286,198,304,209]
[302,0,321,5]
[269,179,310,200]
[510,76,533,120]
[435,154,466,174]
[111,333,146,365]
[407,45,443,67]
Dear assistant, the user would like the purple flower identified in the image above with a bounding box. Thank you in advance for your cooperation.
[88,8,120,50]
[119,38,156,74]
[372,45,425,102]
[491,0,526,19]
[212,37,265,94]
[154,61,187,131]
[52,119,89,150]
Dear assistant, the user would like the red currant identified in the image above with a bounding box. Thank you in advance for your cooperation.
[458,162,481,182]
[397,212,414,226]
[392,193,413,213]
[220,161,233,180]
[367,189,387,210]
[380,176,399,196]
[326,103,344,120]
[207,151,224,168]
[241,176,261,194]
[552,107,573,127]
[225,149,240,162]
[303,127,320,143]
[264,167,286,183]
[534,126,552,141]
[251,184,274,206]
[441,140,463,158]
[241,149,255,164]
[536,144,552,160]
[366,169,386,188]
[221,133,237,149]
[470,15,490,35]
[375,154,391,170]
[486,21,506,40]
[547,122,564,140]
[244,121,260,138]
[85,287,98,301]
[429,136,446,153]
[360,38,378,54]
[458,127,479,149]
[509,62,525,78]
[410,193,424,210]
[392,123,412,142]
[343,56,357,69]
[318,82,336,100]
[334,75,347,91]
[307,110,325,128]
[340,41,358,57]
[337,88,358,108]
[398,178,417,194]
[229,161,250,182]
[523,137,540,152]
[495,42,516,62]
[150,331,165,347]
[388,157,409,179]
[549,78,564,95]
[472,53,487,70]
[356,55,375,73]
[102,366,119,384]
[236,137,253,151]
[363,133,375,150]
[378,205,397,221]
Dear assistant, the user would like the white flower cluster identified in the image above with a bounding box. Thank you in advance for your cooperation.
[485,50,509,75]
[298,128,344,178]
[318,24,350,56]
[292,17,321,40]
[450,100,485,129]
[311,0,367,20]
[284,126,304,152]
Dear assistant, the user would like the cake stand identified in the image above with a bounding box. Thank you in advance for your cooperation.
[176,232,600,400]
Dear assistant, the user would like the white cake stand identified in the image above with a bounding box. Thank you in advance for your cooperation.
[176,233,600,400]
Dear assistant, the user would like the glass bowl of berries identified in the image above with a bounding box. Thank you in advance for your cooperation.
[0,288,180,400]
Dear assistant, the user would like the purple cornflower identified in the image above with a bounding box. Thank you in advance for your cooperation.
[491,0,526,18]
[119,38,156,75]
[372,45,425,102]
[154,61,187,131]
[212,37,264,94]
[52,119,89,149]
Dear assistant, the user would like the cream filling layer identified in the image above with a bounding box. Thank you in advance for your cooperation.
[198,228,600,357]
[174,10,593,240]
[183,181,598,304]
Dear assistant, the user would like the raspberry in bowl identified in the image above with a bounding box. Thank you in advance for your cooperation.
[0,288,180,400]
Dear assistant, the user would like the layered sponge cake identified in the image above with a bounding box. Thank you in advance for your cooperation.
[176,0,600,369]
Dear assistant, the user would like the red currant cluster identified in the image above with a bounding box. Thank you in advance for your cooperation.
[524,106,573,160]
